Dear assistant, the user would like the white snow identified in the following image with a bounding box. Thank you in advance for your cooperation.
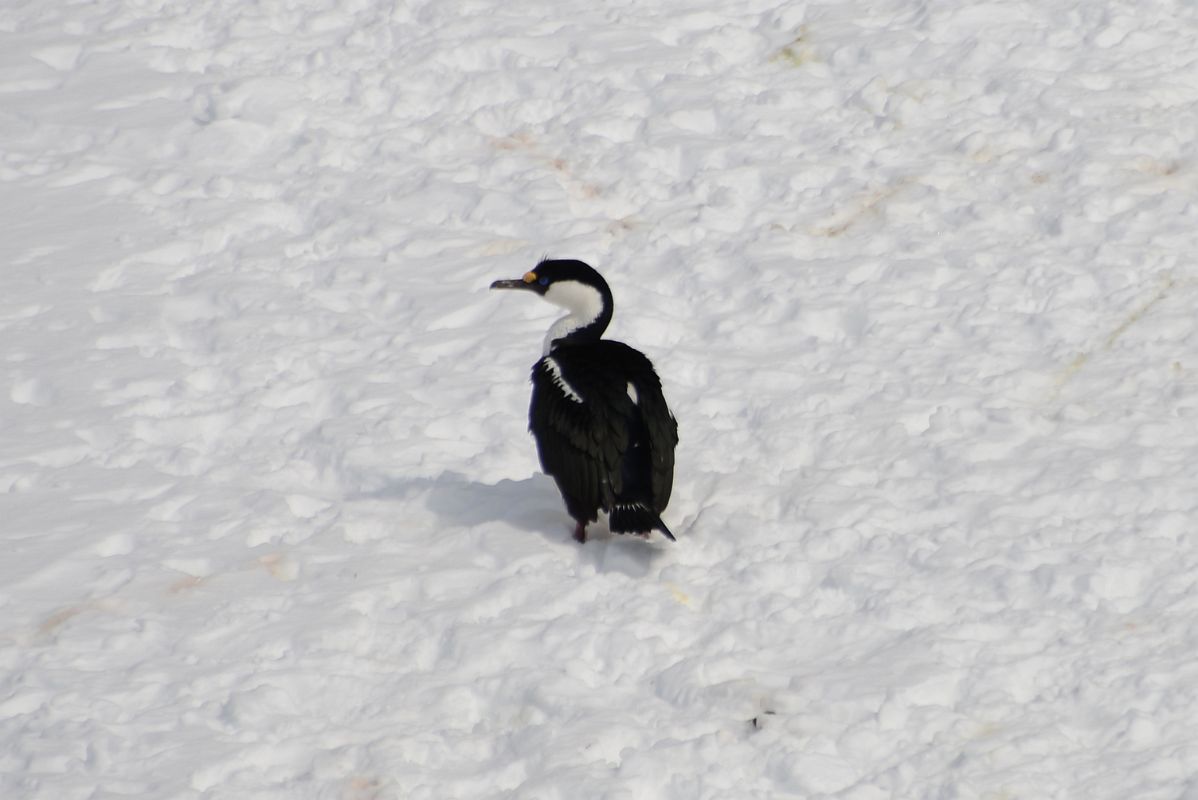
[3,0,1198,798]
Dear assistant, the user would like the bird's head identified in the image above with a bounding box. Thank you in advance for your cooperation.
[490,258,608,301]
[491,258,614,349]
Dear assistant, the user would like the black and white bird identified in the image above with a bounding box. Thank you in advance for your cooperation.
[490,259,679,543]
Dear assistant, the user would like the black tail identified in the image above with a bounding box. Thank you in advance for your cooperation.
[609,503,676,541]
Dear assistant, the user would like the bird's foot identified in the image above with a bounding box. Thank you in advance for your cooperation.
[573,521,587,544]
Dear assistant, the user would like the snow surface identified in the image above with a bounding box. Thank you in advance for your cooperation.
[3,0,1198,798]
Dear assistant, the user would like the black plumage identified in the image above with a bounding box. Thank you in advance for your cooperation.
[491,259,678,543]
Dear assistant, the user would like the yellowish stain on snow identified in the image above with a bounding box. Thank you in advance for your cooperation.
[35,599,119,639]
[1102,274,1175,350]
[811,177,915,237]
[169,575,207,594]
[474,239,529,257]
[1132,157,1182,178]
[490,132,605,202]
[259,552,299,581]
[37,605,87,636]
[1054,352,1090,392]
[345,776,384,800]
[667,583,694,608]
[770,28,816,67]
[1051,272,1177,400]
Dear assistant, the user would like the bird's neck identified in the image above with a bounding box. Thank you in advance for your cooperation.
[543,312,609,354]
[541,282,613,354]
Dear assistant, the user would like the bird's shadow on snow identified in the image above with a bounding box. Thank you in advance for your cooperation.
[350,471,666,577]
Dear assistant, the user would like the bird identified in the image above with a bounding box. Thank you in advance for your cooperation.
[490,258,679,544]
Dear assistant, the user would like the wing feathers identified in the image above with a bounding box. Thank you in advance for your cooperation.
[528,341,677,531]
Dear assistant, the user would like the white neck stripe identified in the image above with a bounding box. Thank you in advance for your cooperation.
[541,280,607,354]
[543,357,583,403]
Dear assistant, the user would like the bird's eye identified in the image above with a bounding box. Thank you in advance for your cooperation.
[538,276,549,286]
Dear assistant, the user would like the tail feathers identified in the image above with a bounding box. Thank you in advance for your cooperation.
[609,503,676,541]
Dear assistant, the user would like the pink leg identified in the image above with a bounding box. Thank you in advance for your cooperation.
[573,521,587,543]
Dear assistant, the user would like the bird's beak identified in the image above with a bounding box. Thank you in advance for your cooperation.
[490,271,542,292]
[489,278,532,291]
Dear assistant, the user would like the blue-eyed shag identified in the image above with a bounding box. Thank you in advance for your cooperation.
[491,259,678,543]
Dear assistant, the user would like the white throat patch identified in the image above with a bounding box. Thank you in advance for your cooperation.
[542,280,606,354]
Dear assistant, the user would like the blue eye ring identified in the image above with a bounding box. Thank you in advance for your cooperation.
[538,276,549,286]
